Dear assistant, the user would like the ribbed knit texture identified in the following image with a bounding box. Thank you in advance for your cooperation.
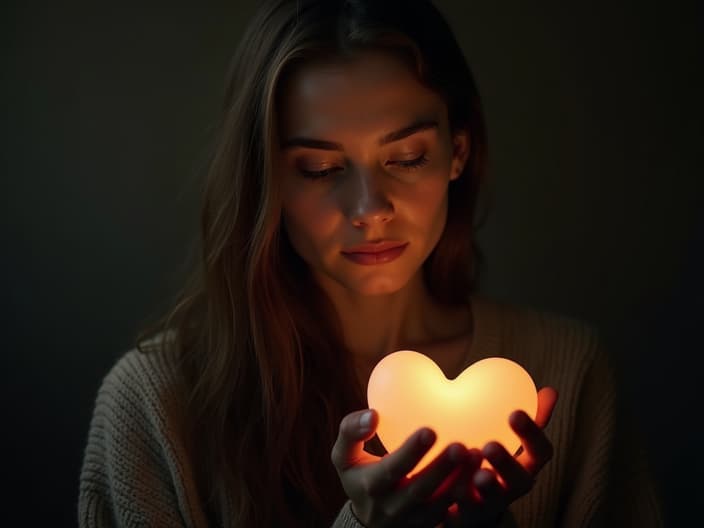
[78,294,663,527]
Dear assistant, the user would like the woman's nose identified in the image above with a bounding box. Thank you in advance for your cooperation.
[343,168,395,227]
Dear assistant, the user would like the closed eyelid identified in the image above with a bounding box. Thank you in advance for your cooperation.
[297,153,429,181]
[296,152,426,169]
[281,119,439,152]
[289,136,435,167]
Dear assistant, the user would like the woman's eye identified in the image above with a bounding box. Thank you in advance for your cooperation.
[299,167,339,180]
[391,155,429,170]
[298,155,429,180]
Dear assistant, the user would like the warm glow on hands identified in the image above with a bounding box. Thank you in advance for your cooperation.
[367,351,538,476]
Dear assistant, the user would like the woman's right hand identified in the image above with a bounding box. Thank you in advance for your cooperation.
[331,409,483,528]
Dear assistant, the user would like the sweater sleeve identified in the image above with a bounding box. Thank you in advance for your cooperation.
[331,500,368,527]
[78,351,208,528]
[559,334,664,527]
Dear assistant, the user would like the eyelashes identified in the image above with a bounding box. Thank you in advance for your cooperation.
[395,155,430,170]
[300,155,430,180]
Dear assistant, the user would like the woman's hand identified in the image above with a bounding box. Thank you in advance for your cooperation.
[331,409,483,528]
[445,387,559,527]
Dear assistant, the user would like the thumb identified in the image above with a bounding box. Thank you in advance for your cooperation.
[535,387,559,429]
[330,409,378,472]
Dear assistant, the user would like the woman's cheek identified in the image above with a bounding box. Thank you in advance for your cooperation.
[283,192,341,254]
[402,171,449,215]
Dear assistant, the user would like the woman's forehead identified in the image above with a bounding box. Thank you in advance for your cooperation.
[276,51,447,142]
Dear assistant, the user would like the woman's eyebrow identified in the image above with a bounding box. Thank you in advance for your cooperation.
[281,119,439,151]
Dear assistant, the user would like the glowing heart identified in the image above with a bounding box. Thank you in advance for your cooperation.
[367,351,538,476]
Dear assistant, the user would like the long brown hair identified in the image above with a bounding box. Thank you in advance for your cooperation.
[136,0,491,525]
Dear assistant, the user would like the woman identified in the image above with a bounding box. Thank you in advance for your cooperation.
[78,0,663,526]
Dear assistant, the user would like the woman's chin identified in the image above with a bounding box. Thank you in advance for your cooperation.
[314,266,414,297]
[351,276,408,296]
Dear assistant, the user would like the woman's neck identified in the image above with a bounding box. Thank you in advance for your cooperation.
[315,271,471,370]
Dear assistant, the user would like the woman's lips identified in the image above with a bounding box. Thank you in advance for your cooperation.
[341,242,409,265]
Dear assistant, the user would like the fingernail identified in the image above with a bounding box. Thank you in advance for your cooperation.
[448,444,466,463]
[475,470,493,488]
[359,411,372,432]
[482,442,499,458]
[512,411,529,429]
[420,428,435,447]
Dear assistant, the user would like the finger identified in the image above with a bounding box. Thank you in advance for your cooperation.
[451,448,482,502]
[406,443,468,501]
[404,489,458,528]
[384,443,467,523]
[428,460,466,503]
[535,387,559,428]
[473,468,505,505]
[413,463,467,526]
[365,427,437,496]
[330,409,379,472]
[446,451,494,528]
[510,411,554,475]
[482,441,534,500]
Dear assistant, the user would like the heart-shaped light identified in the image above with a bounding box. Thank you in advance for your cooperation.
[367,351,538,476]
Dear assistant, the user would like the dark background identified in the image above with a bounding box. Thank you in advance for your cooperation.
[4,1,701,525]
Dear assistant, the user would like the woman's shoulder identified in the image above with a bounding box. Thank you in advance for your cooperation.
[476,294,603,349]
[83,330,186,466]
[79,331,201,526]
[473,294,609,386]
[96,331,181,411]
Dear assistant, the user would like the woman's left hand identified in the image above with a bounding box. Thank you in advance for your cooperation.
[444,386,559,527]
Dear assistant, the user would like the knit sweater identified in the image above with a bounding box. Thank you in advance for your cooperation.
[78,294,664,527]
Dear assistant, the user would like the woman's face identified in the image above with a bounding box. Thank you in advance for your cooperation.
[276,50,469,296]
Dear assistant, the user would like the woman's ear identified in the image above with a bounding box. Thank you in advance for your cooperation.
[450,129,470,181]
